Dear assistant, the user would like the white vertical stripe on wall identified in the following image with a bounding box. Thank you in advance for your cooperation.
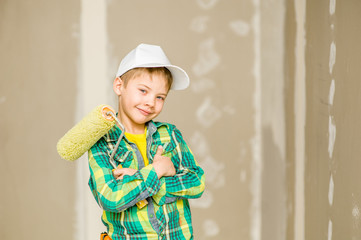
[294,0,306,239]
[251,0,262,239]
[76,0,109,239]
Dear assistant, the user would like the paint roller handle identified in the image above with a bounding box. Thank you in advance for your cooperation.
[104,109,128,169]
[101,105,125,133]
[105,109,125,133]
[105,108,148,209]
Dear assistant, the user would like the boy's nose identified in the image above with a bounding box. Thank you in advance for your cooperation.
[145,97,155,107]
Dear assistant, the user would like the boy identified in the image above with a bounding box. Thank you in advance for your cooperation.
[88,43,205,240]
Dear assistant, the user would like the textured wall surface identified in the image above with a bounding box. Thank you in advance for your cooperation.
[0,0,286,239]
[304,0,361,239]
[0,0,79,239]
[2,0,361,240]
[107,1,264,239]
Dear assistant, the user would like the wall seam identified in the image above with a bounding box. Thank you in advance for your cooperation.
[294,0,306,239]
[76,0,108,239]
[251,0,262,239]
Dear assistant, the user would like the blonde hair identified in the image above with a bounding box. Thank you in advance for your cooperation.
[120,67,173,90]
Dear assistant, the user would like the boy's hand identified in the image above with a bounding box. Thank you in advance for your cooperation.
[152,145,176,178]
[113,168,137,180]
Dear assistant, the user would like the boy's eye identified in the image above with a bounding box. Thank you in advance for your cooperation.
[139,89,146,94]
[157,96,165,101]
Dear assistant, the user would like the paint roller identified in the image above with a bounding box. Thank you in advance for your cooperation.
[57,104,148,208]
[57,104,119,162]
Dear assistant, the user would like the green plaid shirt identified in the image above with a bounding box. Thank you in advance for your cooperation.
[88,121,205,240]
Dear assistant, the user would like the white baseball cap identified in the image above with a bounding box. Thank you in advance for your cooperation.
[116,43,190,90]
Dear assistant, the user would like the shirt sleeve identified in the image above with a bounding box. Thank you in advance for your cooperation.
[88,143,162,212]
[152,128,205,205]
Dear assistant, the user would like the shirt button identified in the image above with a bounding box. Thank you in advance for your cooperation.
[150,214,154,218]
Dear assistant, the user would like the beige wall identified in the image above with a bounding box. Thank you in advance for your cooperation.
[0,0,79,239]
[109,1,266,239]
[284,1,298,239]
[303,0,361,239]
[2,0,361,240]
[284,0,361,240]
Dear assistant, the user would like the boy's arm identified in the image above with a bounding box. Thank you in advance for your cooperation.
[88,144,162,212]
[152,128,205,205]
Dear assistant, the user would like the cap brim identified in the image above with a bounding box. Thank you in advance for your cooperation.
[164,65,190,90]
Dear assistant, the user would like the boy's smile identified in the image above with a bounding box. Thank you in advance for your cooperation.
[114,73,169,134]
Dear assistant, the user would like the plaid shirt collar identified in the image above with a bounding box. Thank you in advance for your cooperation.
[104,120,168,142]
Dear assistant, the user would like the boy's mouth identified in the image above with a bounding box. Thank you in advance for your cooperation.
[138,108,152,116]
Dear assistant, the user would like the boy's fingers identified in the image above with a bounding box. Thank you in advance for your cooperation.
[115,171,124,180]
[113,168,124,175]
[155,145,163,155]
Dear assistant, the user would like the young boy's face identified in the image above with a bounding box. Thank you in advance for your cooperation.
[114,72,169,133]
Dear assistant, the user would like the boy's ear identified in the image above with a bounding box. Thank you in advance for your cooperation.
[113,77,123,95]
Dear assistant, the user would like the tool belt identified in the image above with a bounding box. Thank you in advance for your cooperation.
[100,232,112,240]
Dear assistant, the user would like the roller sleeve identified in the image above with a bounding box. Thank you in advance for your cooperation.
[57,104,116,161]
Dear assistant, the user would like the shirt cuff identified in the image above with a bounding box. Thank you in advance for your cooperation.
[152,177,166,205]
[137,164,162,196]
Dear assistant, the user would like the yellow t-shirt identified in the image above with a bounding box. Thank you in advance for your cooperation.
[125,128,149,166]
